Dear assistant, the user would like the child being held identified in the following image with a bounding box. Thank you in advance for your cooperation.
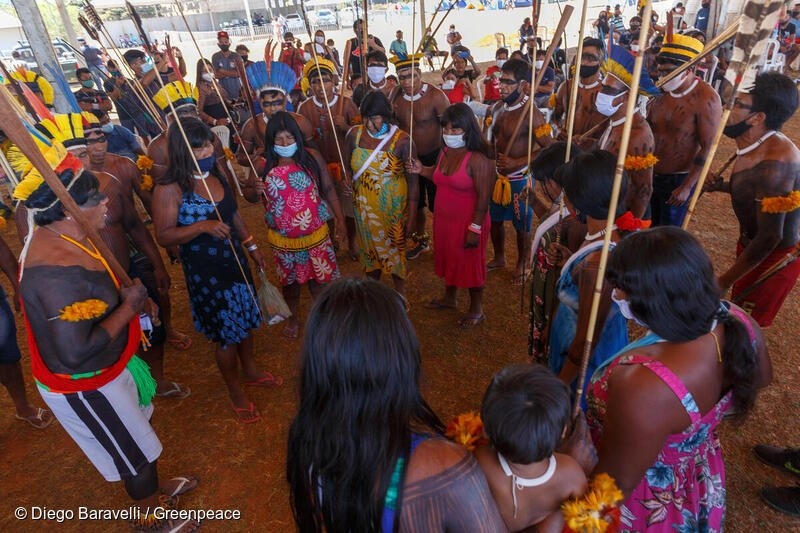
[475,364,588,532]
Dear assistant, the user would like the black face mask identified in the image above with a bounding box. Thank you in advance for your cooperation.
[218,44,230,52]
[723,116,753,139]
[580,64,600,79]
[503,88,521,105]
[240,55,248,62]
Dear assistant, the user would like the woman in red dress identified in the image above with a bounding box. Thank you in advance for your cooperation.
[409,103,494,328]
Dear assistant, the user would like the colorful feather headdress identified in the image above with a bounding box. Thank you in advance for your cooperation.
[3,68,55,107]
[13,141,83,202]
[389,53,424,71]
[659,34,704,65]
[152,80,198,114]
[35,112,100,148]
[602,44,659,96]
[246,61,297,96]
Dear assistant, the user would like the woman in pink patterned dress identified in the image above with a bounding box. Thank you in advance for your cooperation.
[259,112,345,338]
[585,227,771,531]
[408,103,494,328]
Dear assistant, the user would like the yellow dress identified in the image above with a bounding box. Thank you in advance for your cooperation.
[350,126,408,278]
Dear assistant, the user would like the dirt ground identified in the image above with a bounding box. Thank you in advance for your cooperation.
[1,87,799,531]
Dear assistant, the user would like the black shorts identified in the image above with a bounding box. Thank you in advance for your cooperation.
[418,150,440,212]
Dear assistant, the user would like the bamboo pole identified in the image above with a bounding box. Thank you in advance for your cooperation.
[564,0,590,162]
[572,1,653,414]
[337,39,353,115]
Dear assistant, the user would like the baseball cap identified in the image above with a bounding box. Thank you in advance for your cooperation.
[217,31,229,40]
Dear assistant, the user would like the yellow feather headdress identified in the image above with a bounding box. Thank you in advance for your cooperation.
[152,81,199,114]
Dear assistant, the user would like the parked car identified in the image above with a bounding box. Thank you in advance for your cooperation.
[285,13,306,33]
[314,9,339,28]
[13,38,82,84]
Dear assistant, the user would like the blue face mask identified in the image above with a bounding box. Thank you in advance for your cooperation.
[197,154,216,173]
[140,58,154,73]
[367,121,390,138]
[101,123,114,134]
[274,143,298,158]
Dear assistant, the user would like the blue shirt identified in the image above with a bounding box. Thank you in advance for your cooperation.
[389,39,407,58]
[105,124,141,161]
[695,5,710,32]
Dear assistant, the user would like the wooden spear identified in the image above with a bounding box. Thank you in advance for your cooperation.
[564,0,590,162]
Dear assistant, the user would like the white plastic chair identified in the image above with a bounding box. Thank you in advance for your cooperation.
[762,39,785,73]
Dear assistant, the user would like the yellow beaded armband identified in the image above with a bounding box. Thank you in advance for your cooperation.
[624,153,659,171]
[761,190,800,213]
[58,299,108,322]
[535,123,553,138]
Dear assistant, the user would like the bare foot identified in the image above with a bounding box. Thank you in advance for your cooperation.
[487,260,506,272]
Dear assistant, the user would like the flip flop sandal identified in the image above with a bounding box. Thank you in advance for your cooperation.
[423,299,457,310]
[155,382,192,399]
[163,476,200,498]
[15,407,54,429]
[458,314,485,330]
[233,402,262,424]
[486,262,506,272]
[244,372,284,387]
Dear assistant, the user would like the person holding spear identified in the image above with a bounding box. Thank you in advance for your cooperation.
[553,37,606,143]
[706,71,800,328]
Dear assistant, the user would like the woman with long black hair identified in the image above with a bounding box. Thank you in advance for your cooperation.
[256,111,344,339]
[287,278,505,532]
[152,117,277,424]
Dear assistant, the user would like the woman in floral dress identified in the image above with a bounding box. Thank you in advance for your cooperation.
[259,112,345,338]
[344,91,417,299]
[585,227,771,531]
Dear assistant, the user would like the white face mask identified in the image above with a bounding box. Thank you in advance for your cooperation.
[441,79,456,90]
[496,58,507,69]
[535,60,544,69]
[630,44,640,53]
[315,35,325,44]
[367,66,386,84]
[303,52,312,61]
[611,289,649,327]
[202,73,214,82]
[595,90,626,116]
[443,133,466,149]
[315,43,325,54]
[660,71,687,93]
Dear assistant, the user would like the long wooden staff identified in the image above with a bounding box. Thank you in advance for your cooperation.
[655,15,741,89]
[361,0,369,83]
[418,0,446,48]
[0,86,132,285]
[506,5,573,154]
[682,1,782,229]
[409,2,417,156]
[416,3,457,54]
[564,0,590,162]
[337,39,353,115]
[572,1,653,414]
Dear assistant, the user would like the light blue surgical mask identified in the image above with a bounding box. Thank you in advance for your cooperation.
[81,80,94,89]
[101,123,114,134]
[274,143,298,158]
[140,58,154,73]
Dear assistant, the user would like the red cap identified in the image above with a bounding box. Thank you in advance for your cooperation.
[217,31,229,40]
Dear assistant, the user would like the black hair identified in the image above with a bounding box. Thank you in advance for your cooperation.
[287,278,444,532]
[583,37,605,55]
[530,141,580,183]
[195,58,213,86]
[264,111,320,178]
[496,47,509,58]
[442,68,457,79]
[359,90,393,121]
[75,67,91,79]
[535,49,546,58]
[366,50,388,65]
[89,109,108,121]
[606,227,760,417]
[481,364,570,464]
[162,116,215,192]
[441,103,488,155]
[259,89,286,100]
[561,150,627,220]
[26,169,100,226]
[501,57,532,84]
[749,72,799,130]
[122,49,145,65]
[103,78,116,94]
[353,18,363,31]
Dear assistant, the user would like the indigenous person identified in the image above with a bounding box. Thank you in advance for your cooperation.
[73,67,113,114]
[279,32,306,79]
[483,48,508,105]
[0,234,53,429]
[344,92,418,300]
[485,58,553,284]
[476,364,588,532]
[16,149,199,531]
[705,72,800,327]
[153,117,278,424]
[91,109,145,162]
[238,60,314,183]
[647,34,721,227]
[211,31,243,102]
[4,67,54,110]
[527,143,585,365]
[533,50,556,108]
[347,19,385,80]
[196,58,233,130]
[287,278,506,532]
[421,28,448,71]
[452,52,482,85]
[554,38,607,141]
[548,150,633,395]
[407,103,494,328]
[389,53,449,260]
[104,59,162,141]
[256,112,345,339]
[122,49,178,105]
[595,45,658,218]
[297,57,360,260]
[441,69,474,104]
[585,227,771,531]
[361,50,395,99]
[236,44,253,69]
[519,17,535,51]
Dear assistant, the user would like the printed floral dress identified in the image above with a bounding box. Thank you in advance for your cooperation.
[263,162,339,286]
[350,126,408,278]
[587,348,731,532]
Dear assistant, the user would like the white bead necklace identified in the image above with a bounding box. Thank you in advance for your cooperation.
[736,130,777,156]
